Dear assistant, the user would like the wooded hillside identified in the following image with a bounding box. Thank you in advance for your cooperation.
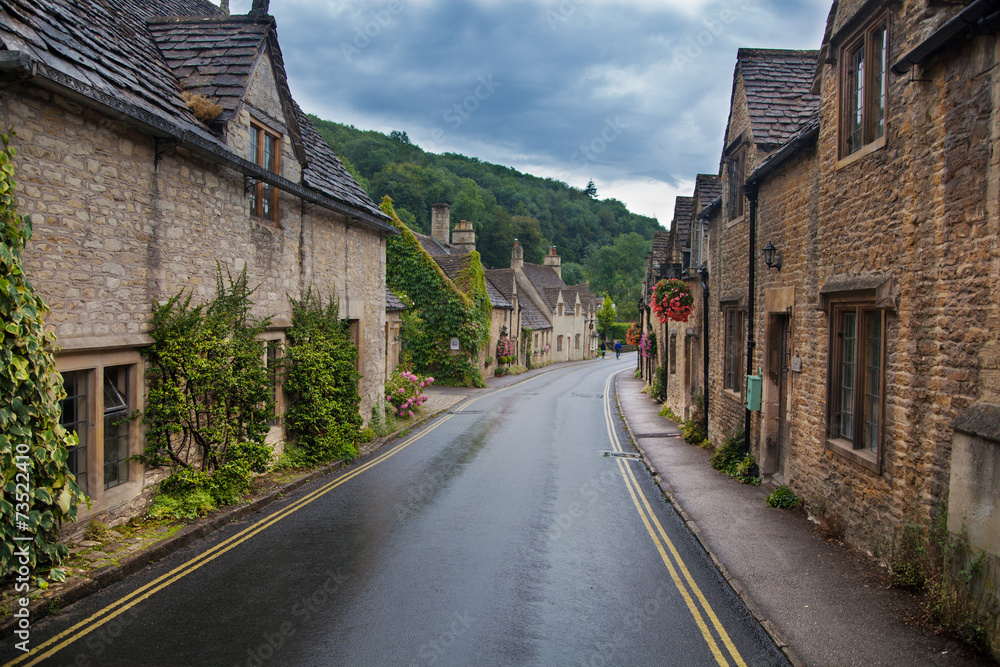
[309,116,661,273]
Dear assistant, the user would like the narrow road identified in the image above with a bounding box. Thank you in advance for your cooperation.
[4,354,787,666]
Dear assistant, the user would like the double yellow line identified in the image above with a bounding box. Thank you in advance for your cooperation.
[602,371,747,667]
[6,414,458,667]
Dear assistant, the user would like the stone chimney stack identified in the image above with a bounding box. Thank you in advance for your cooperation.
[511,240,524,271]
[544,245,562,280]
[249,0,269,17]
[431,203,451,246]
[452,219,476,255]
[219,0,229,15]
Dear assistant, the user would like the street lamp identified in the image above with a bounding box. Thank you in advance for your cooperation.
[763,242,782,271]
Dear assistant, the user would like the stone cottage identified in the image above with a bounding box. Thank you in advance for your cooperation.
[0,0,396,520]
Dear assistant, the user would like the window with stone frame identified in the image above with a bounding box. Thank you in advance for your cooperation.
[575,334,580,350]
[557,335,563,352]
[723,306,745,393]
[840,14,888,158]
[58,357,140,500]
[725,147,746,220]
[828,301,885,467]
[263,336,284,429]
[249,122,281,221]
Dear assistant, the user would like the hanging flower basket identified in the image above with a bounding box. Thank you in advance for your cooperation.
[625,322,642,346]
[639,329,657,359]
[651,279,694,323]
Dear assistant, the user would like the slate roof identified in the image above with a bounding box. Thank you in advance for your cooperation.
[520,298,551,331]
[433,254,468,282]
[485,275,512,309]
[485,268,515,302]
[0,0,388,224]
[521,263,566,293]
[736,49,820,150]
[413,232,456,257]
[694,174,722,213]
[651,229,671,265]
[385,288,406,312]
[671,196,694,252]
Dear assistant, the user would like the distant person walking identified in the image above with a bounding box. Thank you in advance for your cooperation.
[600,341,606,358]
[614,340,622,359]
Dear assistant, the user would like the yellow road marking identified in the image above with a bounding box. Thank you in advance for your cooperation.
[5,415,456,667]
[602,372,748,667]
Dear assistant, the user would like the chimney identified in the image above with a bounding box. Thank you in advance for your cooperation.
[452,219,476,254]
[249,0,269,16]
[431,203,450,246]
[544,245,562,280]
[219,0,230,15]
[511,239,523,271]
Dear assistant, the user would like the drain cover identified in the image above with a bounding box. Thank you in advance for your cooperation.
[602,451,641,460]
[634,432,680,438]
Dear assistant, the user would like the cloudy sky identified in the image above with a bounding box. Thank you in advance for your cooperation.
[228,0,831,224]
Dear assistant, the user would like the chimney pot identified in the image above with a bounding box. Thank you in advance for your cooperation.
[249,0,269,16]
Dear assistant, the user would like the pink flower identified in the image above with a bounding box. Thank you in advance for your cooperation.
[407,410,413,417]
[398,388,404,394]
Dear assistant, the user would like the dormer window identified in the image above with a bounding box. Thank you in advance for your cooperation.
[841,16,888,158]
[250,122,280,221]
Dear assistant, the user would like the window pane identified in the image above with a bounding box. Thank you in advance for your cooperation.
[60,370,88,495]
[847,44,865,154]
[839,312,856,441]
[863,312,882,453]
[103,366,130,489]
[871,26,887,142]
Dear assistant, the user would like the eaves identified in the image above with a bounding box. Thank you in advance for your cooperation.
[0,51,396,236]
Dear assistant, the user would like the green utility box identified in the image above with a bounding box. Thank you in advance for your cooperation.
[746,374,762,411]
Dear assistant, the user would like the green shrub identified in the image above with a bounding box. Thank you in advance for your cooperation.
[682,418,707,445]
[734,455,761,486]
[140,267,273,478]
[283,290,362,463]
[765,485,801,509]
[147,488,216,521]
[710,431,744,472]
[658,404,680,420]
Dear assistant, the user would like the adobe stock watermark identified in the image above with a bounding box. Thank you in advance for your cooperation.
[546,467,619,543]
[546,0,584,30]
[671,0,752,72]
[582,579,673,667]
[340,0,405,64]
[11,442,33,654]
[570,117,625,167]
[406,610,476,666]
[429,75,502,146]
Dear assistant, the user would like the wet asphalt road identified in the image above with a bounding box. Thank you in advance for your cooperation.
[4,354,788,667]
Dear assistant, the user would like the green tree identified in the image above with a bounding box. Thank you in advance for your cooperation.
[561,262,586,286]
[0,132,86,579]
[584,232,651,321]
[596,296,617,342]
[584,179,597,198]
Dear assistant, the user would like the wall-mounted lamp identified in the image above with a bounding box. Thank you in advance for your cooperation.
[499,325,508,338]
[762,242,782,271]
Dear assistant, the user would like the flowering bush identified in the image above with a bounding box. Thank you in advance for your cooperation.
[625,322,642,346]
[651,279,694,323]
[496,336,515,365]
[639,329,657,359]
[385,369,434,418]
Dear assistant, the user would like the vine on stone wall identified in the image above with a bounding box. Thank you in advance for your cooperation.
[382,196,489,387]
[0,131,86,580]
[283,289,362,463]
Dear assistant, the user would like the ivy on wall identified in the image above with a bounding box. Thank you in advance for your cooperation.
[382,196,490,387]
[0,132,86,580]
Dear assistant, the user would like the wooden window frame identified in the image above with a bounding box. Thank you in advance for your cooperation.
[723,306,745,396]
[839,14,889,159]
[250,122,281,221]
[826,299,886,473]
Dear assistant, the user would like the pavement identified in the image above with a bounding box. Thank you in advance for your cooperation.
[613,368,993,667]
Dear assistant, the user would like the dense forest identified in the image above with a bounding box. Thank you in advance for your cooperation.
[310,117,659,320]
